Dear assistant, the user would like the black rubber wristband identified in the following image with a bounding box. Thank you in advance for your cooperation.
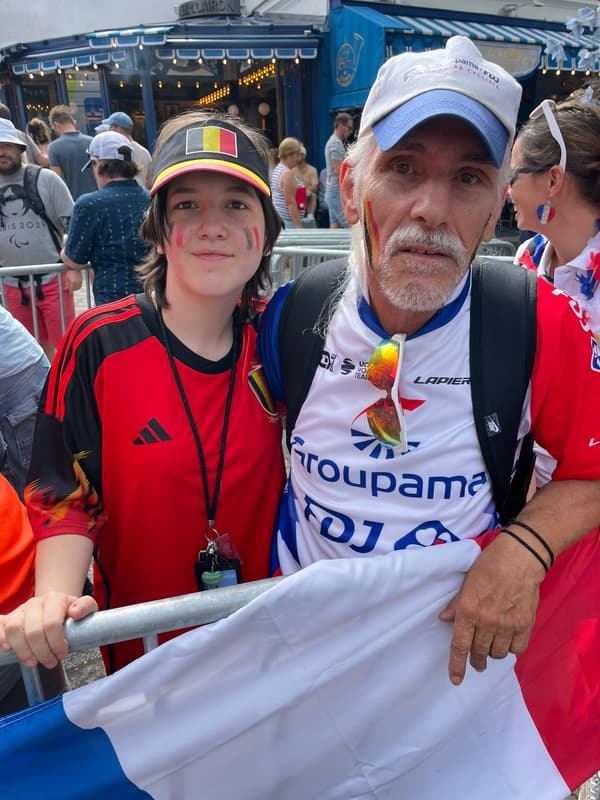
[508,519,555,566]
[500,528,549,573]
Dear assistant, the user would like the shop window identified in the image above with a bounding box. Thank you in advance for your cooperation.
[65,71,103,135]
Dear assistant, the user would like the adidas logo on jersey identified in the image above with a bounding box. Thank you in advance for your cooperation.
[133,418,172,445]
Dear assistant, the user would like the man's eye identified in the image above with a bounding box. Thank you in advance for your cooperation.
[459,171,481,185]
[393,161,412,175]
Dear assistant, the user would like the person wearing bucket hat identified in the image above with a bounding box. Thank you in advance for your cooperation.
[60,131,150,306]
[0,111,285,675]
[258,35,600,696]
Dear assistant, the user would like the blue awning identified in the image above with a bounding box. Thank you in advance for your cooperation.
[359,9,595,50]
[86,26,174,48]
[329,5,594,111]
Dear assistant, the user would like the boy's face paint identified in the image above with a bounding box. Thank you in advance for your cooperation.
[162,170,266,303]
[364,199,380,271]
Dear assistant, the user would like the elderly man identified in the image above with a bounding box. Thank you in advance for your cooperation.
[259,35,600,688]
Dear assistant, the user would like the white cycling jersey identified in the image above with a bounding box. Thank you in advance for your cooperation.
[259,263,600,574]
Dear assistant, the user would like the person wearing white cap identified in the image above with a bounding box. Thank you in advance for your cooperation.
[259,36,600,689]
[60,131,150,306]
[0,111,285,675]
[0,117,80,361]
[102,111,152,189]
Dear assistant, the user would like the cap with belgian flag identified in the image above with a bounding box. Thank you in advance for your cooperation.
[150,120,271,197]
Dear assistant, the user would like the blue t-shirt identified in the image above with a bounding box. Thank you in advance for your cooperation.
[64,180,150,304]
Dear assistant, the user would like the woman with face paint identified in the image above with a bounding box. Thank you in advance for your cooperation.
[0,111,286,675]
[511,97,600,488]
[511,96,600,335]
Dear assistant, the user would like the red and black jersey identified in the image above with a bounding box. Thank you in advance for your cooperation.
[26,294,285,671]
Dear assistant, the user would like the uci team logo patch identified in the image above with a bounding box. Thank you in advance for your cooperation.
[248,365,278,417]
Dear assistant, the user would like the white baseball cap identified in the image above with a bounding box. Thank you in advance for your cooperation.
[81,131,133,171]
[359,36,522,168]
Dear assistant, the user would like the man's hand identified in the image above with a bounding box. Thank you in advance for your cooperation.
[439,533,546,685]
[0,592,98,669]
[65,269,83,294]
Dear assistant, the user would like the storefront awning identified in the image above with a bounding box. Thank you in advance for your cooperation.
[354,8,595,51]
[329,4,594,110]
[87,26,174,48]
[10,22,319,75]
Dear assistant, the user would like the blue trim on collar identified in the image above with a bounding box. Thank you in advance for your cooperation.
[357,269,471,340]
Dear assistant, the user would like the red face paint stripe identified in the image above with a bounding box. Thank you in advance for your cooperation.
[252,227,260,251]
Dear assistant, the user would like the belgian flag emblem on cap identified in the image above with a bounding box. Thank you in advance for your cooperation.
[151,120,271,197]
[186,126,238,157]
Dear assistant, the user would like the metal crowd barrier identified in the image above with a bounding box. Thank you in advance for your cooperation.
[0,263,94,342]
[270,246,349,291]
[0,578,281,707]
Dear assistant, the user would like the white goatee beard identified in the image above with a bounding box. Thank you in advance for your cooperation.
[375,224,469,312]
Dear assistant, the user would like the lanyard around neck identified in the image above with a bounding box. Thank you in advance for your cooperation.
[156,308,238,532]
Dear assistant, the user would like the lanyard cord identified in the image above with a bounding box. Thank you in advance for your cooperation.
[156,308,238,531]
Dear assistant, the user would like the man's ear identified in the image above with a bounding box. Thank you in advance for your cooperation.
[340,162,360,225]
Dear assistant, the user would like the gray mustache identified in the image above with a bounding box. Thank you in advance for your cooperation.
[382,225,467,264]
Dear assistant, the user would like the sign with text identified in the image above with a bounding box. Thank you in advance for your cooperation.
[177,0,241,18]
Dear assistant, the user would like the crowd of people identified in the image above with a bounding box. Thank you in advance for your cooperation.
[0,35,599,796]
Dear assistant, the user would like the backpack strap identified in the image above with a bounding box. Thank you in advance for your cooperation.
[278,257,347,448]
[470,258,537,524]
[22,165,63,257]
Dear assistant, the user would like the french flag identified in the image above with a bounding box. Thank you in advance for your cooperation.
[2,531,599,799]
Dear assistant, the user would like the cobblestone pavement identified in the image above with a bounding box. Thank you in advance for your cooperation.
[63,646,105,691]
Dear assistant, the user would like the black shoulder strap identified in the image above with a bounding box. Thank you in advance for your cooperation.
[22,165,63,256]
[470,258,537,524]
[278,257,347,448]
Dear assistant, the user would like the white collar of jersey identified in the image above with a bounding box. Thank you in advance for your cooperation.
[357,269,471,340]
